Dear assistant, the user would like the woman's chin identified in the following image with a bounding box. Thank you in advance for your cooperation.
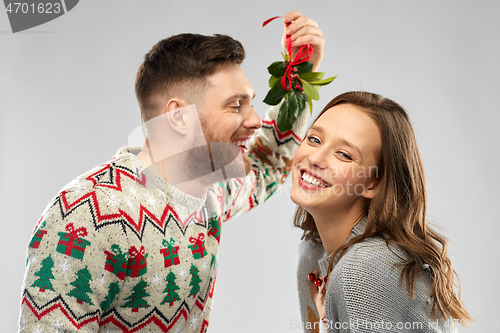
[290,187,314,210]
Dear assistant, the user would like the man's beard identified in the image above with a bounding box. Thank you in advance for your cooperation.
[198,116,252,179]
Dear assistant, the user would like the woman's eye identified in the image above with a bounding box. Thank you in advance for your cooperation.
[307,136,320,144]
[338,151,352,160]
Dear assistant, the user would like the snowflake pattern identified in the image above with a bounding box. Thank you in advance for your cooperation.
[125,197,136,212]
[106,191,121,207]
[96,273,107,286]
[151,272,162,286]
[32,324,43,333]
[189,314,199,328]
[178,267,187,279]
[58,258,72,273]
[120,280,129,293]
[146,193,157,208]
[52,318,64,332]
[19,313,28,330]
[128,184,139,199]
[201,260,208,272]
[29,252,38,266]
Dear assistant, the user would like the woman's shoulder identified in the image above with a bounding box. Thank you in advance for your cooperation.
[332,237,418,291]
[340,236,407,269]
[330,236,433,304]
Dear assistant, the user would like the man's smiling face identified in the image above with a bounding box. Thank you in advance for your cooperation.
[197,64,262,175]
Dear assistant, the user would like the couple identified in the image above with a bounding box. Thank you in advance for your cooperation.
[19,10,470,333]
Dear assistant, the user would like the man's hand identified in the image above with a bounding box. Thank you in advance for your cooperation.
[282,10,324,72]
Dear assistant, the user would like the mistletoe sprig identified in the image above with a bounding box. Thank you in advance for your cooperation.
[262,16,337,132]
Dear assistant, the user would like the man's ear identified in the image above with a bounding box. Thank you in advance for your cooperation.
[164,98,188,136]
[362,179,379,199]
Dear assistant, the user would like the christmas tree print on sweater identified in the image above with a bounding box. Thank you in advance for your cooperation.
[67,267,94,305]
[122,279,150,312]
[100,282,120,311]
[189,263,202,298]
[31,254,55,292]
[161,270,180,306]
[29,221,47,249]
[56,223,91,260]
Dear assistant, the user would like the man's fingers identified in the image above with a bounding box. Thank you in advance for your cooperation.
[291,35,324,48]
[291,25,323,39]
[290,26,323,45]
[285,15,318,35]
[283,10,302,24]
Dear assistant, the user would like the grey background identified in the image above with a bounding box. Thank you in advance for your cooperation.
[1,0,499,332]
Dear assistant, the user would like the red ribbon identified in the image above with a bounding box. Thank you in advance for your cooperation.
[263,16,314,90]
[189,232,205,247]
[64,223,87,244]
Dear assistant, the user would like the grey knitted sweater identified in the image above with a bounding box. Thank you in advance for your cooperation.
[296,217,456,333]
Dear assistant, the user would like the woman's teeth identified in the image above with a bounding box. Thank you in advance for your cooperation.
[301,172,329,188]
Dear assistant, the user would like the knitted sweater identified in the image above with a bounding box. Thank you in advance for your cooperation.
[296,217,457,333]
[19,104,308,332]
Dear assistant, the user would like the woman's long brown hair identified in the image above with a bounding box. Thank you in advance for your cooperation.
[294,91,472,326]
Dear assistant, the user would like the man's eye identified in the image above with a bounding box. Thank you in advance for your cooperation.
[231,105,241,111]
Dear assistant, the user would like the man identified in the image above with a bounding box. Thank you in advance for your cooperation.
[19,10,324,332]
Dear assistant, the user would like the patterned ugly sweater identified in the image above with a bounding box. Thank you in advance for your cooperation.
[19,103,308,332]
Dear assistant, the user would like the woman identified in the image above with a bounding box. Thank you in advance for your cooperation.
[291,91,471,332]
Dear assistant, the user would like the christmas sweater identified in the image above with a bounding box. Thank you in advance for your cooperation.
[19,103,308,333]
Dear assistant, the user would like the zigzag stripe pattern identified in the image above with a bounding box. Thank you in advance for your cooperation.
[49,173,208,240]
[21,272,215,332]
[262,119,303,145]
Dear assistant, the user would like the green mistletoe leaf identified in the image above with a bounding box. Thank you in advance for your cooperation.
[308,76,338,86]
[300,79,319,101]
[300,71,325,82]
[268,75,279,88]
[263,79,287,106]
[268,61,287,77]
[294,61,314,75]
[277,89,306,132]
[308,95,313,115]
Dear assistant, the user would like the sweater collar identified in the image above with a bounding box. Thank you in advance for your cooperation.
[113,146,207,211]
[317,215,368,277]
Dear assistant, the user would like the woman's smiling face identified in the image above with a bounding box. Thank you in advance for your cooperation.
[290,103,382,213]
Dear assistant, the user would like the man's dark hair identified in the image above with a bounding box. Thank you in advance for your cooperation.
[135,33,245,121]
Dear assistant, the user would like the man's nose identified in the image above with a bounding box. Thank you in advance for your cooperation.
[243,106,262,130]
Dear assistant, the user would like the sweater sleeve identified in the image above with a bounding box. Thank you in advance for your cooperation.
[19,186,129,332]
[326,240,452,333]
[219,102,309,222]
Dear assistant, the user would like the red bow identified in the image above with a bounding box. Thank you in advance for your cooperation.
[64,223,87,244]
[128,245,146,258]
[189,233,205,246]
[263,16,313,90]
